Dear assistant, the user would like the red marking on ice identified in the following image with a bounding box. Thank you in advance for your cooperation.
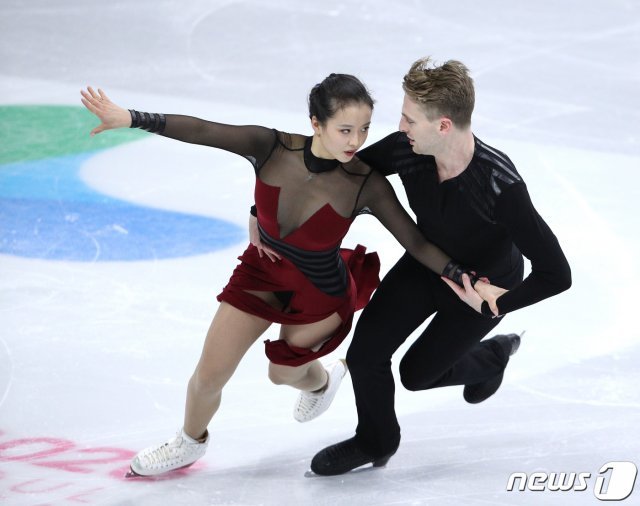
[67,487,105,503]
[34,447,135,473]
[10,479,72,493]
[0,437,75,461]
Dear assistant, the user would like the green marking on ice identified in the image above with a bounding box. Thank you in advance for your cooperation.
[0,105,147,165]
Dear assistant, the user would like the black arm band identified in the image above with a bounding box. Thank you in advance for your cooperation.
[442,261,479,287]
[250,205,257,217]
[129,109,166,134]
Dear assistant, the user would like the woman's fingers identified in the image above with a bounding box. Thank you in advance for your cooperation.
[440,276,464,297]
[266,249,281,262]
[82,87,108,109]
[80,89,106,135]
[87,86,100,100]
[261,245,280,262]
[97,88,110,103]
[81,89,103,111]
[80,96,96,112]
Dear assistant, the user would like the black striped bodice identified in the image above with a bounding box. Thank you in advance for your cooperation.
[257,222,348,297]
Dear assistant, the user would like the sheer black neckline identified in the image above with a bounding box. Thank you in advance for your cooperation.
[303,136,340,174]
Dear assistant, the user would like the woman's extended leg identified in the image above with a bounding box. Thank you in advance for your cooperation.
[129,302,271,476]
[184,302,273,438]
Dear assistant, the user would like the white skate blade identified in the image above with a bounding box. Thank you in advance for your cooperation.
[124,461,197,478]
[125,467,143,478]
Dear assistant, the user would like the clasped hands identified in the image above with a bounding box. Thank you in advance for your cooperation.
[441,274,507,317]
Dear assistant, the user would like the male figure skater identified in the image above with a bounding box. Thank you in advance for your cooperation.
[309,57,572,475]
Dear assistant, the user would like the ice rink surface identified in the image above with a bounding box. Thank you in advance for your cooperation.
[1,0,639,504]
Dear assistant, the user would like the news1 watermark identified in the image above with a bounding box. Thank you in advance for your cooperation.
[506,461,637,501]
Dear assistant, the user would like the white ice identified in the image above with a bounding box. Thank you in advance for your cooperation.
[1,1,639,505]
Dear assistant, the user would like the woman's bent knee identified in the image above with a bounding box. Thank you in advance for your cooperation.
[268,367,286,385]
[268,362,299,385]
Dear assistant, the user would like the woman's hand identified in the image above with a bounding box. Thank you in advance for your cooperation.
[249,215,281,262]
[441,273,484,313]
[80,86,131,136]
[473,280,508,316]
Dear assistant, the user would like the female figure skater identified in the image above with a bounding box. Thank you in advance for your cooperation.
[81,74,498,477]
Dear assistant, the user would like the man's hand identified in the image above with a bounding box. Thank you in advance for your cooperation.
[474,280,508,316]
[442,274,507,316]
[249,215,281,262]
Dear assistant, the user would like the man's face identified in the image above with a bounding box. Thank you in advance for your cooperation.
[398,94,441,155]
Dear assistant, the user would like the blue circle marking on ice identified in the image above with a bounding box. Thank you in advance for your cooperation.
[0,152,244,261]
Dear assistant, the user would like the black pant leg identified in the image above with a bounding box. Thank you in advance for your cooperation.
[348,253,436,457]
[398,253,520,391]
[399,305,505,391]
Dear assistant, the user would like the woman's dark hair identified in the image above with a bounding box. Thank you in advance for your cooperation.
[308,73,374,124]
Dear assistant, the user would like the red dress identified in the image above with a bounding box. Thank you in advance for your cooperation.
[146,118,454,366]
[218,178,380,366]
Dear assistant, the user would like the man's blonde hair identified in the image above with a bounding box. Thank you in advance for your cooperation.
[402,57,475,128]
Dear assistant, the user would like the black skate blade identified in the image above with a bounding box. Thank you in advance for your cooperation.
[304,463,386,478]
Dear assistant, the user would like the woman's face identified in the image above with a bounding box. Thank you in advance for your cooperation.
[311,102,372,163]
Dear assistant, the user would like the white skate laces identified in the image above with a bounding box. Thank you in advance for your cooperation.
[129,429,208,476]
[293,359,347,423]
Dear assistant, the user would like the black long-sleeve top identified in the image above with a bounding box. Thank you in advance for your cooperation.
[357,132,572,316]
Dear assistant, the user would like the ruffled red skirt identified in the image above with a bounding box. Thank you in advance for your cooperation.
[217,243,380,366]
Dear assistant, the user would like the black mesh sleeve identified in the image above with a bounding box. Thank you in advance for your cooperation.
[129,111,277,171]
[358,170,471,284]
